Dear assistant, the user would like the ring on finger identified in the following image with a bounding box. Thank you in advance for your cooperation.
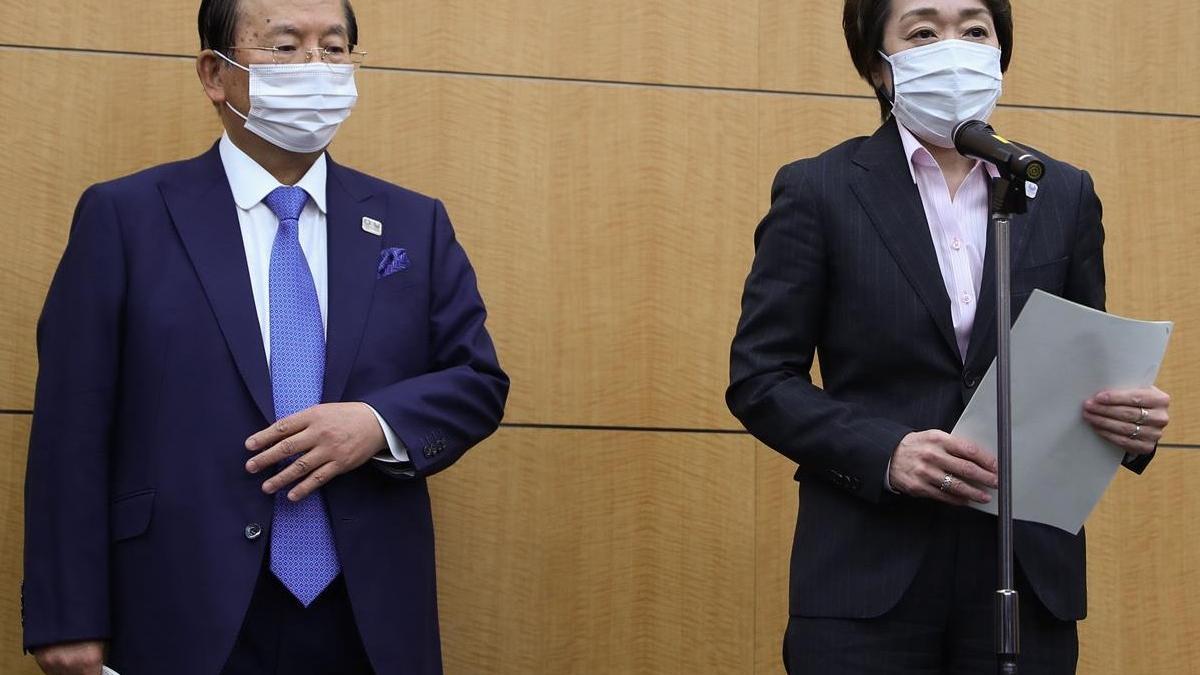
[1129,424,1142,440]
[938,473,957,492]
[1136,407,1149,425]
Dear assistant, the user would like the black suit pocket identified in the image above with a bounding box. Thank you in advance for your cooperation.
[111,489,155,542]
[1012,256,1069,297]
[376,272,424,293]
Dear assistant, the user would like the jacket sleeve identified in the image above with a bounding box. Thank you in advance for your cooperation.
[23,185,126,650]
[360,199,509,479]
[1063,170,1106,315]
[1065,170,1155,475]
[727,164,912,504]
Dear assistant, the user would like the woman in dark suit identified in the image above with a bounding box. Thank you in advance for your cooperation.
[726,1,1170,673]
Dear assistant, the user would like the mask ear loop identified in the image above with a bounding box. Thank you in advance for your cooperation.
[213,48,251,73]
[875,51,898,117]
[211,49,253,121]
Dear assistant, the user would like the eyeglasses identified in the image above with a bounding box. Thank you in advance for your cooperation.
[221,45,367,66]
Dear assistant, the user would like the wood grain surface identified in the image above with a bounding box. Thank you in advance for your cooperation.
[2,1,1196,114]
[2,2,1199,673]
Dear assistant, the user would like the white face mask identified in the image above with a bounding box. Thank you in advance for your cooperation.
[216,50,358,153]
[880,40,1003,148]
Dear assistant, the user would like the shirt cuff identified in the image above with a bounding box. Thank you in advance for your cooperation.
[885,458,899,494]
[365,404,410,463]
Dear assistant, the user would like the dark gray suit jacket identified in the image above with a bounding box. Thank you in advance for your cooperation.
[727,119,1149,622]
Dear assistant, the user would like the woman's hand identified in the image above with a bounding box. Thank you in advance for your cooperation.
[1083,386,1170,455]
[888,430,999,505]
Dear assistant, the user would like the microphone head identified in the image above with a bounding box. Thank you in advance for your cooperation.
[953,119,991,147]
[1020,155,1046,182]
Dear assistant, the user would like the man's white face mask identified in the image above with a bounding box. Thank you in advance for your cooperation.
[217,50,359,153]
[879,39,1003,148]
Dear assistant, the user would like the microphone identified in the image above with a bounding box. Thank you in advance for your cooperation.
[953,120,1046,183]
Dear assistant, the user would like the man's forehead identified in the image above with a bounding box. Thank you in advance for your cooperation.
[236,0,348,33]
[259,22,348,38]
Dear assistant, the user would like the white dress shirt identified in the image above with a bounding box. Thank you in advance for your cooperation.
[218,134,408,463]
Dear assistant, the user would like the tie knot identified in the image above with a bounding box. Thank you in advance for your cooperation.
[264,186,309,223]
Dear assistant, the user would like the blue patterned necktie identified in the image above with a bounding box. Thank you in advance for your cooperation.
[263,185,340,607]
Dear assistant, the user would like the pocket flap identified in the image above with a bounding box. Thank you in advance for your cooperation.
[111,490,155,542]
[1012,256,1069,294]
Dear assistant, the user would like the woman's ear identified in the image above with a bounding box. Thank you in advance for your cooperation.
[869,56,892,100]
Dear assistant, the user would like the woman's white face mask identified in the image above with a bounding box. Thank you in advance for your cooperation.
[217,50,359,154]
[879,39,1003,148]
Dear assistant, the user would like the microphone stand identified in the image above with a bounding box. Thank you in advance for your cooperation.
[989,174,1032,675]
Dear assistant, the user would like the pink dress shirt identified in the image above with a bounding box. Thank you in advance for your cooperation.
[885,123,1001,492]
[897,123,1001,361]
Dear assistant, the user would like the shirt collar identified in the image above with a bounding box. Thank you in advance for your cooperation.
[218,133,328,214]
[895,121,1000,184]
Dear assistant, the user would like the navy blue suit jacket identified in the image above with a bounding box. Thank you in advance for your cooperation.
[728,120,1149,623]
[23,143,509,674]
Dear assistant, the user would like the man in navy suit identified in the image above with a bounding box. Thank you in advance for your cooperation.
[22,1,508,673]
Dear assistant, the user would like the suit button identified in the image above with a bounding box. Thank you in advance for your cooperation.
[964,373,980,388]
[244,523,263,540]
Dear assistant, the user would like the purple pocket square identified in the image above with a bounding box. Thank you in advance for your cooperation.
[378,247,411,278]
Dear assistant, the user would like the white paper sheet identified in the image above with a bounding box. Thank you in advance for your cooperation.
[954,290,1172,534]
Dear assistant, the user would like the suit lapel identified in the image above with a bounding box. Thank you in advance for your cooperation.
[321,160,384,404]
[159,145,275,423]
[850,120,962,361]
[964,192,1038,369]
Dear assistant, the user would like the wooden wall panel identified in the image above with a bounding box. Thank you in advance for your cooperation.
[339,71,759,428]
[4,1,1200,673]
[429,428,758,674]
[8,1,1198,115]
[0,416,38,675]
[1077,453,1200,674]
[754,444,796,675]
[756,1,862,99]
[0,0,760,88]
[0,54,219,409]
[1004,4,1200,116]
[0,51,221,411]
[757,1,1200,116]
[0,49,761,429]
[0,1,194,56]
[355,1,760,88]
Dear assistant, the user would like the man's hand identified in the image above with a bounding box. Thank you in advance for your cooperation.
[1084,386,1170,456]
[888,430,999,506]
[33,641,104,675]
[246,402,387,501]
